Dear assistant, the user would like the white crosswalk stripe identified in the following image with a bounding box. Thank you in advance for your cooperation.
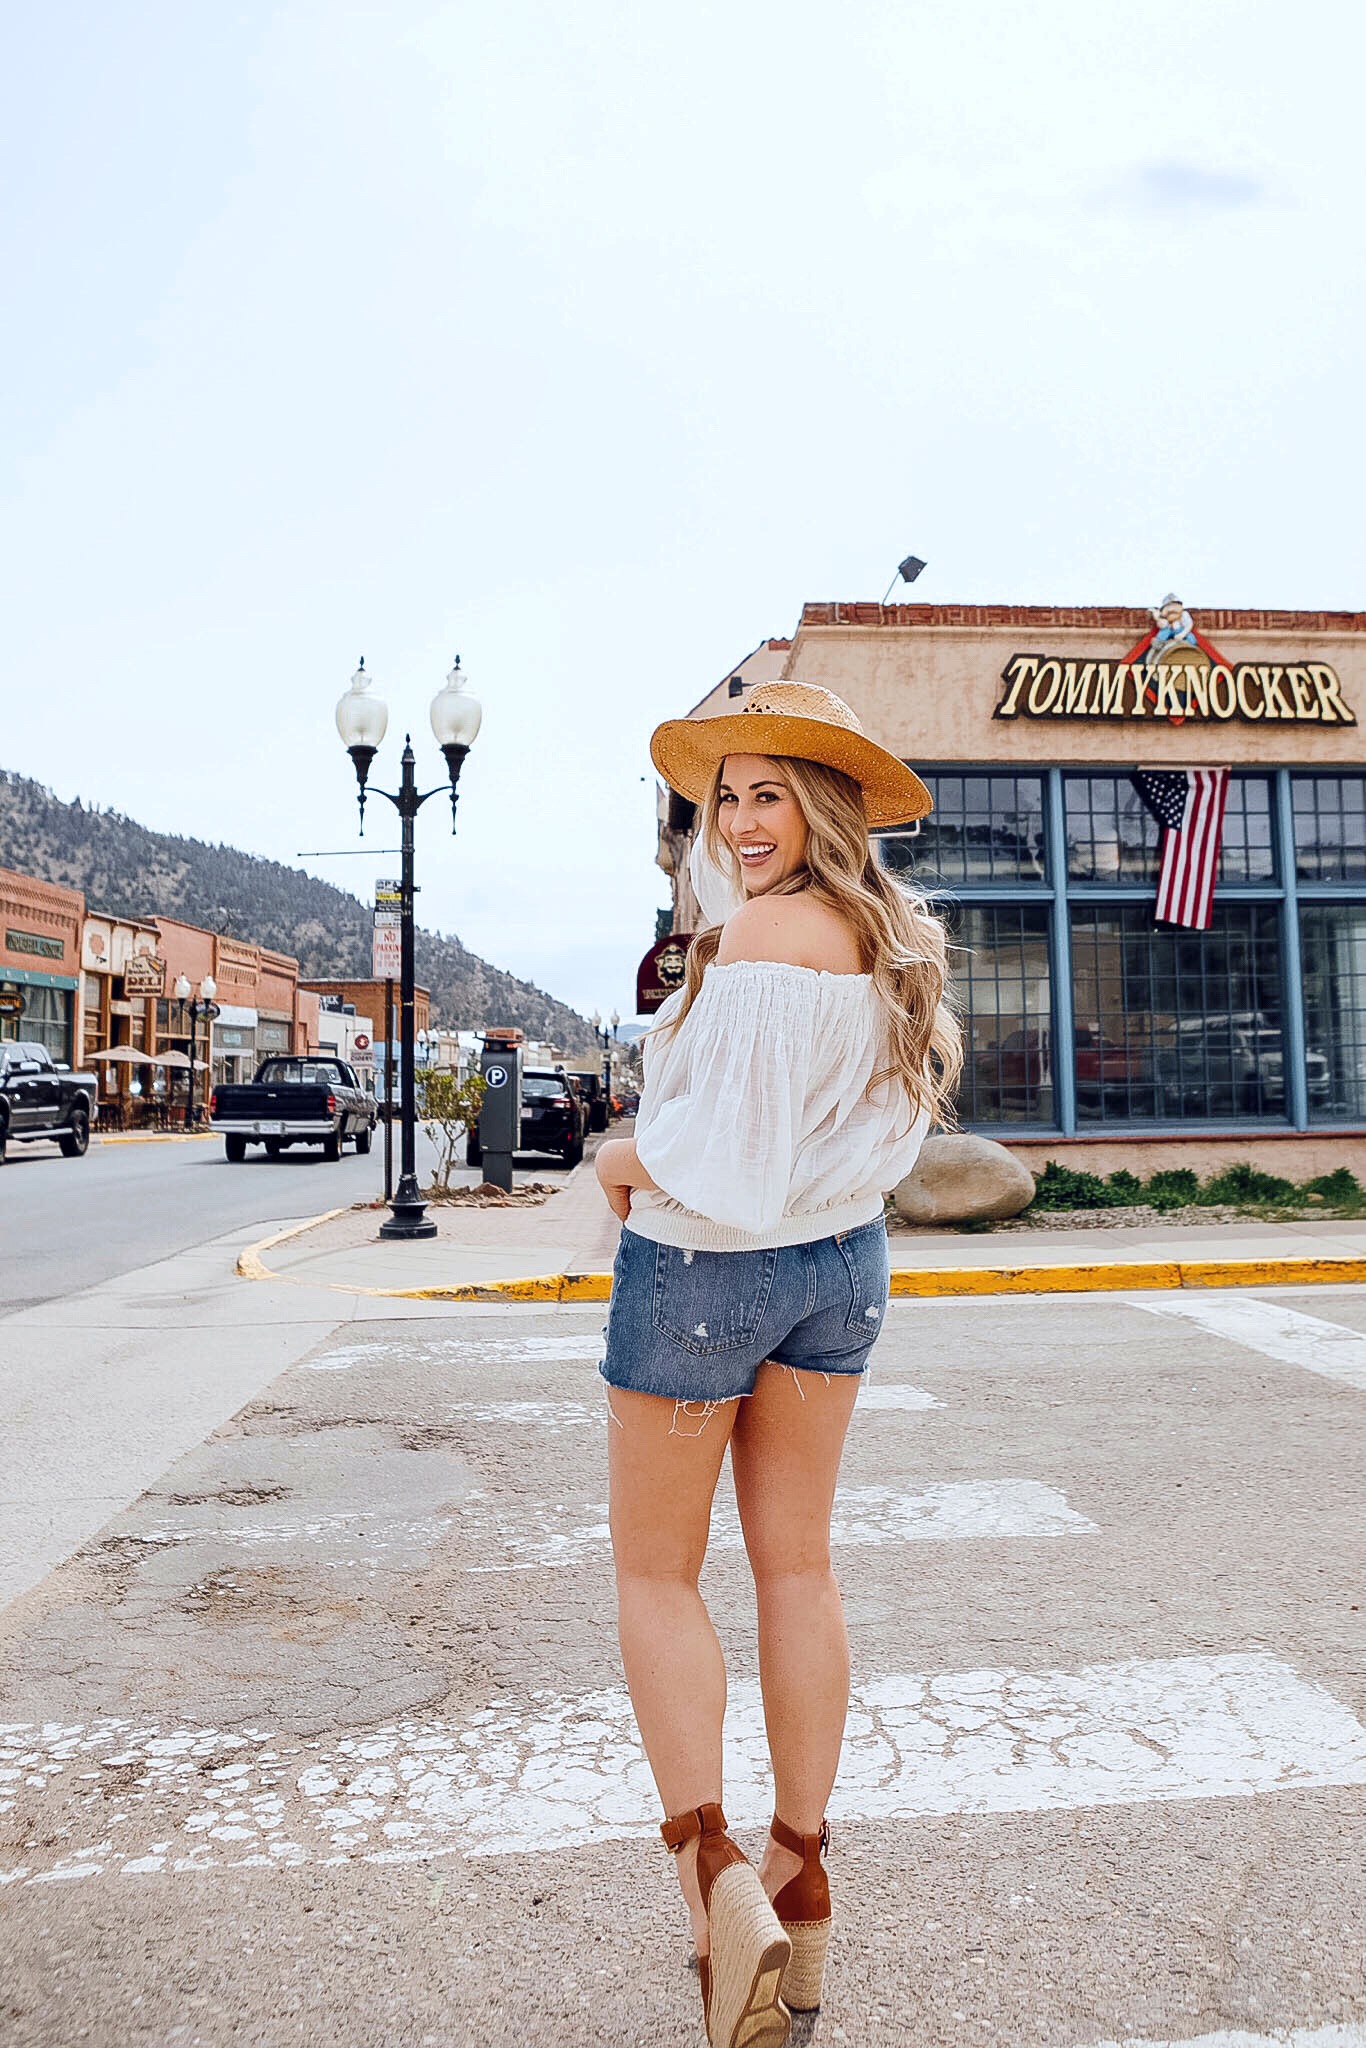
[1133,1294,1366,1390]
[3,1651,1363,1880]
[459,1477,1097,1571]
[1082,2032,1366,2048]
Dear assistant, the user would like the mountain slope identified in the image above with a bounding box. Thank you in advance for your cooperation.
[0,770,593,1049]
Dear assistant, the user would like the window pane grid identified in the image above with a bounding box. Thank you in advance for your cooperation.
[946,904,1052,1124]
[1300,906,1366,1120]
[882,769,1366,1132]
[1065,774,1273,884]
[1292,774,1366,882]
[879,773,1046,885]
[1068,906,1286,1124]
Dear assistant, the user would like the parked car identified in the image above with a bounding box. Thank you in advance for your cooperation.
[465,1066,585,1167]
[209,1055,376,1162]
[0,1041,99,1161]
[1152,1014,1331,1116]
[985,1026,1151,1118]
[568,1070,609,1133]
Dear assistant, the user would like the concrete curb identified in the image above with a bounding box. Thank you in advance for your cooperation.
[235,1210,351,1280]
[234,1209,1366,1301]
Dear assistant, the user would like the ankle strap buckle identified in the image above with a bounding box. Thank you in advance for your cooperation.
[661,1802,728,1854]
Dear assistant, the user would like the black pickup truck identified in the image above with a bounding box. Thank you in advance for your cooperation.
[0,1041,99,1161]
[209,1056,376,1163]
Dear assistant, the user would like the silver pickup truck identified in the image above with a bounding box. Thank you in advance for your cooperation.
[0,1040,99,1161]
[209,1055,376,1163]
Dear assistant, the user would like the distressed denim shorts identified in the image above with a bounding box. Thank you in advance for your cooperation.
[598,1215,891,1404]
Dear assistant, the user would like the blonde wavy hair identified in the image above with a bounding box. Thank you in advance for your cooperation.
[657,755,962,1131]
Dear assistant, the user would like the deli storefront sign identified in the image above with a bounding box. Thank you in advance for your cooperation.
[995,654,1356,725]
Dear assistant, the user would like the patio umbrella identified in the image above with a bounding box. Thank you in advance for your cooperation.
[91,1046,155,1063]
[153,1050,209,1070]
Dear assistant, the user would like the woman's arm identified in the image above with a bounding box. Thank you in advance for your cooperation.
[595,1136,659,1222]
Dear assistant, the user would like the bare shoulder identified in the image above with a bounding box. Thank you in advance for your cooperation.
[716,893,863,974]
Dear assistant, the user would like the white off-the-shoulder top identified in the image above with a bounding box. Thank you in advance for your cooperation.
[628,959,930,1253]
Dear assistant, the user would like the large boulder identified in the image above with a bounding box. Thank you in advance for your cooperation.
[892,1134,1035,1225]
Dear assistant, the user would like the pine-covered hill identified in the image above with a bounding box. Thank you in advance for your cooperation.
[0,770,594,1050]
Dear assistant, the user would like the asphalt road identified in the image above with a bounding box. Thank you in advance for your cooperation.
[0,1126,576,1317]
[1,1262,1363,2047]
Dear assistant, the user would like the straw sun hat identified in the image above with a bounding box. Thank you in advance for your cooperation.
[650,681,933,829]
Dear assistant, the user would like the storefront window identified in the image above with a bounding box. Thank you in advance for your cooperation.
[881,774,1046,885]
[0,982,73,1062]
[1066,775,1273,883]
[1069,906,1285,1124]
[1300,906,1366,1121]
[1292,774,1366,882]
[948,905,1052,1124]
[874,765,1363,1135]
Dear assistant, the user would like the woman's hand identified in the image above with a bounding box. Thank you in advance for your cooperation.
[595,1137,655,1221]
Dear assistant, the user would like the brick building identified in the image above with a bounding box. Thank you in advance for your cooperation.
[0,868,84,1062]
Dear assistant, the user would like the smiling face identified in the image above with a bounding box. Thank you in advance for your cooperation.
[717,754,809,894]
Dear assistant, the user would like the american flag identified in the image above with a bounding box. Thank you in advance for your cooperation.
[1131,768,1231,930]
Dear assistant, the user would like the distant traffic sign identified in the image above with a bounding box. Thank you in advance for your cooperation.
[372,924,402,978]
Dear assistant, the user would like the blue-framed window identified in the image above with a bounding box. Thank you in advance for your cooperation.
[877,767,1366,1135]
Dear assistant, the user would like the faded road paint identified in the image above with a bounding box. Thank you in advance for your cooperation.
[1134,1295,1366,1392]
[4,1652,1363,1880]
[457,1477,1098,1571]
[1081,2030,1366,2048]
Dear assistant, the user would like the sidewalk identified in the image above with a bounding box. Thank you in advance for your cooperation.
[242,1141,1366,1299]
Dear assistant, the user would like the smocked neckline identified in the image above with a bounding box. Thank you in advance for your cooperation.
[705,958,872,984]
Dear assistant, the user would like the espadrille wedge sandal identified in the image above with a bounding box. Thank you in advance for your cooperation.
[661,1803,791,2048]
[769,1816,831,2012]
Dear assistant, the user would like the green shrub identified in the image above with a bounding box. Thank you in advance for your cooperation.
[1142,1167,1200,1211]
[1196,1160,1296,1207]
[1028,1154,1361,1218]
[1299,1167,1363,1204]
[1030,1161,1128,1210]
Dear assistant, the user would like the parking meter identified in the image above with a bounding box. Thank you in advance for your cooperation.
[478,1036,522,1192]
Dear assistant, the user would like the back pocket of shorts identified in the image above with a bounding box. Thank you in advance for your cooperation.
[834,1220,890,1334]
[651,1244,777,1355]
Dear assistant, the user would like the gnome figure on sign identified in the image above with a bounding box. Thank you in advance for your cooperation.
[1144,592,1199,673]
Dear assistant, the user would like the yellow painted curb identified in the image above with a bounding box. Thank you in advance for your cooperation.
[94,1131,218,1145]
[234,1212,1366,1302]
[236,1210,351,1280]
[891,1254,1366,1295]
[889,1259,1182,1296]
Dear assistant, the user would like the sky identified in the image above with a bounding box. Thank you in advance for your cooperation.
[3,0,1364,1025]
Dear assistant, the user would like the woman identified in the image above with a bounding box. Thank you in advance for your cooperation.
[595,681,959,2047]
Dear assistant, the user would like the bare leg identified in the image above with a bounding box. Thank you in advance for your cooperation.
[607,1387,739,1953]
[729,1362,860,1897]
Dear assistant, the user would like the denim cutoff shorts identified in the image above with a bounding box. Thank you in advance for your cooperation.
[598,1215,891,1404]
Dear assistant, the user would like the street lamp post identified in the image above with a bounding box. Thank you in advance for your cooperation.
[589,1008,619,1129]
[334,656,482,1241]
[173,973,217,1125]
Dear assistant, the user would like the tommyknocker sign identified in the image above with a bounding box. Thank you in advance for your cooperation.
[994,653,1356,725]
